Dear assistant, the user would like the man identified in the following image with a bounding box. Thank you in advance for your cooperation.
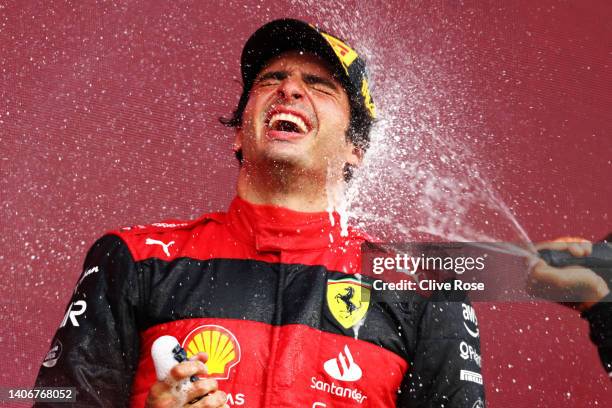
[35,19,485,407]
[529,236,612,376]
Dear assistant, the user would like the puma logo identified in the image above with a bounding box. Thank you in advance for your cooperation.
[145,238,175,257]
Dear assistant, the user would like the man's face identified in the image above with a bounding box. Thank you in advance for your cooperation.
[235,51,360,179]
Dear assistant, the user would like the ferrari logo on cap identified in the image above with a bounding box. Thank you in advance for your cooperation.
[327,277,371,329]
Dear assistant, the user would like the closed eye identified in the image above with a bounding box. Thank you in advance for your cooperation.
[255,71,287,86]
[302,74,338,94]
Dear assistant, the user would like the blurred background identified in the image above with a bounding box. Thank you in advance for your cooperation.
[1,0,611,406]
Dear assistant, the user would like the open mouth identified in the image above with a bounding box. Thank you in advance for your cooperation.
[266,111,311,135]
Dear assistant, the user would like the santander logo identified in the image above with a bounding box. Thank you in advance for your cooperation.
[323,345,362,382]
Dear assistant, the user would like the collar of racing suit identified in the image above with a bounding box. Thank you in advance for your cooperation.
[225,196,358,252]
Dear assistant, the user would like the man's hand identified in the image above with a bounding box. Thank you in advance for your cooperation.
[527,237,610,311]
[145,352,228,408]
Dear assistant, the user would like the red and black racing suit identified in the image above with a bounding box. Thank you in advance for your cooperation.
[35,197,486,407]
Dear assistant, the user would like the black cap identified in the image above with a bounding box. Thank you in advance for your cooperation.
[241,18,376,119]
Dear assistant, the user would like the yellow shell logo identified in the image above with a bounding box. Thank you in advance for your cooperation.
[181,325,241,380]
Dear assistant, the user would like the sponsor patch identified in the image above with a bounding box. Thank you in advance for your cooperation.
[226,393,245,405]
[182,325,241,380]
[323,345,362,382]
[459,341,482,367]
[461,369,483,385]
[361,78,376,118]
[310,345,367,404]
[326,278,370,329]
[60,300,87,328]
[145,237,175,257]
[472,397,485,407]
[320,32,359,69]
[121,222,188,231]
[150,222,188,228]
[74,266,99,292]
[462,303,480,338]
[42,339,62,368]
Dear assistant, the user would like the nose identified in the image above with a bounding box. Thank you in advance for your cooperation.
[276,77,304,101]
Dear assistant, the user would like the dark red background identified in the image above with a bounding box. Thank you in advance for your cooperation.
[1,1,611,406]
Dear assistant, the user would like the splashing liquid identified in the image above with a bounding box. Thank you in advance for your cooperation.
[326,164,350,238]
[295,2,537,258]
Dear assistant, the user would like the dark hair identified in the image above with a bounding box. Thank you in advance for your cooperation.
[219,82,373,180]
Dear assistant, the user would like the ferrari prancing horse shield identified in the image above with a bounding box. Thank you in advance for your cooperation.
[326,277,371,329]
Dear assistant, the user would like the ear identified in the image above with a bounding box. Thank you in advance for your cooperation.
[345,144,364,168]
[233,128,243,153]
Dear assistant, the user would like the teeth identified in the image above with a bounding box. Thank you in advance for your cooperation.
[268,112,308,133]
